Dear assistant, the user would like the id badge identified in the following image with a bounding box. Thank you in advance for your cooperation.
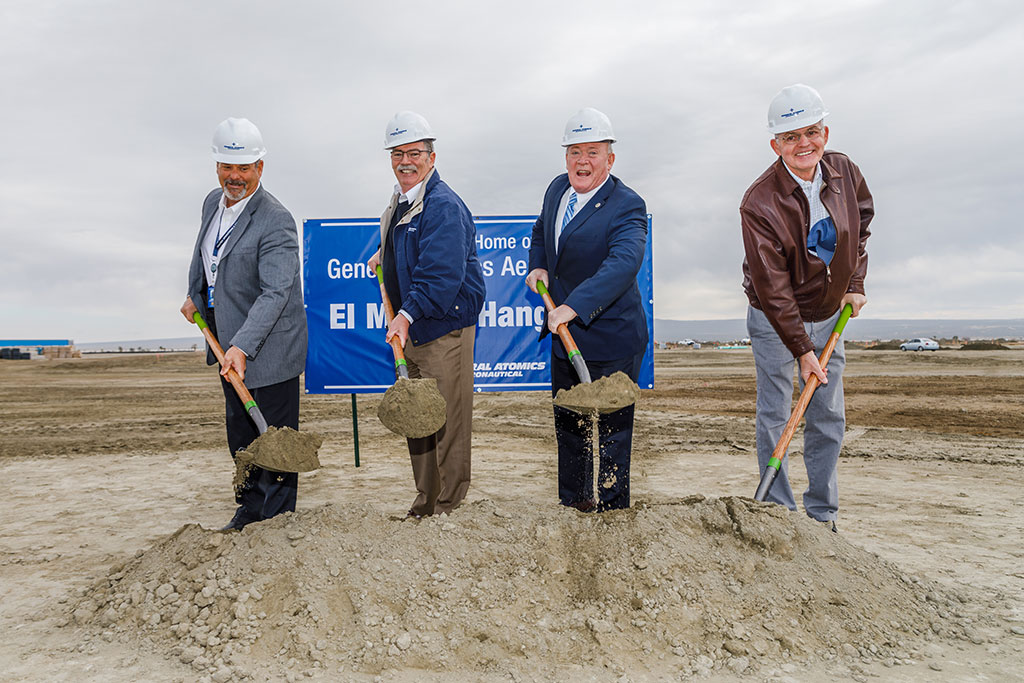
[207,285,215,309]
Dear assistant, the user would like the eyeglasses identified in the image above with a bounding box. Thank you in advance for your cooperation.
[775,128,824,145]
[390,149,430,161]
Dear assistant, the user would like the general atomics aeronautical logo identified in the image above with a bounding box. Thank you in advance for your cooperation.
[224,143,245,150]
[389,127,408,137]
[780,107,805,118]
[571,125,593,133]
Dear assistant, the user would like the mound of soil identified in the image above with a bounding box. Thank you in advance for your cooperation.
[554,371,640,414]
[233,427,324,490]
[377,378,447,438]
[60,496,986,681]
[864,342,903,351]
[959,342,1010,351]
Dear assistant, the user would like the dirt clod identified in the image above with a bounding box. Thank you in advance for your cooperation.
[233,427,323,489]
[377,377,447,438]
[553,370,640,413]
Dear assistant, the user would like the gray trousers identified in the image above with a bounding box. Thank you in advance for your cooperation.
[746,305,845,521]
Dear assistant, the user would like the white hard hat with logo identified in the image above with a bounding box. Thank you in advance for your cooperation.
[211,118,267,164]
[767,84,829,134]
[384,111,436,150]
[562,107,617,146]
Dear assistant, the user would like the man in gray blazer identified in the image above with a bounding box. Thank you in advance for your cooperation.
[180,117,308,530]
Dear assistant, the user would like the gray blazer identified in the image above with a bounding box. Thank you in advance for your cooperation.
[187,186,307,388]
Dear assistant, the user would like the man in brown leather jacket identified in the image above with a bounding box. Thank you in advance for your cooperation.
[740,84,873,531]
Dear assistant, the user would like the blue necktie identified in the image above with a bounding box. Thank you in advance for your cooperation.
[562,191,578,230]
[556,191,577,253]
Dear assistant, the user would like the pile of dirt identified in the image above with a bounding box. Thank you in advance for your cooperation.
[376,378,447,438]
[959,342,1010,351]
[233,427,324,490]
[554,371,640,414]
[863,341,903,351]
[59,496,992,681]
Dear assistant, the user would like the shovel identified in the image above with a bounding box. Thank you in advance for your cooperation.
[534,281,638,414]
[754,304,853,501]
[373,265,447,438]
[536,280,591,384]
[192,311,268,434]
[192,311,322,476]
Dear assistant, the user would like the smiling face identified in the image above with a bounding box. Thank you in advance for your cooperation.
[565,142,615,194]
[390,141,435,193]
[770,122,828,181]
[217,160,263,206]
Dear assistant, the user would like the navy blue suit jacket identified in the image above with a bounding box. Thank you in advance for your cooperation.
[528,173,648,361]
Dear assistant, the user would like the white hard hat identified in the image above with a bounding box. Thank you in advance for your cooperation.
[767,84,829,134]
[211,118,266,164]
[384,111,436,150]
[561,107,617,146]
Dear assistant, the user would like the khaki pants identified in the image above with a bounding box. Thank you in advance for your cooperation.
[403,325,475,516]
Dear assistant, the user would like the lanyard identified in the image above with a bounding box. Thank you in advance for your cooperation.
[207,207,240,308]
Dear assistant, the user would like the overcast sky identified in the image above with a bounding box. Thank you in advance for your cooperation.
[1,0,1021,342]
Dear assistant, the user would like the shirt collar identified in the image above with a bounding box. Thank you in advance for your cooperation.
[220,184,259,216]
[783,162,821,192]
[567,175,610,205]
[394,179,425,205]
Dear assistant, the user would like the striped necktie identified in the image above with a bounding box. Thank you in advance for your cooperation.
[556,191,577,252]
[562,191,578,230]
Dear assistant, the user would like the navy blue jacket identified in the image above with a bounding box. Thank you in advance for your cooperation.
[379,169,486,346]
[528,173,648,361]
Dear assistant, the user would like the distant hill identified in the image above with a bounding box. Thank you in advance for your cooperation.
[77,336,204,352]
[654,318,1024,343]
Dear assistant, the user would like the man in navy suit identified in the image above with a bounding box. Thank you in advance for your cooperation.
[526,108,648,512]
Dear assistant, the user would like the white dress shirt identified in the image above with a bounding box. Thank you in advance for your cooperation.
[554,176,609,253]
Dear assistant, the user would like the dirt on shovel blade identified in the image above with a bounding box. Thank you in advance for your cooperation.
[377,377,447,438]
[233,426,324,490]
[553,370,640,414]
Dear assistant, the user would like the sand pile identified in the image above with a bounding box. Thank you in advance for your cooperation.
[61,496,990,681]
[233,427,323,490]
[377,378,447,438]
[554,371,640,414]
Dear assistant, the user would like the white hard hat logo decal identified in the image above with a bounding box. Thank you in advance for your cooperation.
[211,118,266,163]
[389,127,408,138]
[766,85,828,133]
[561,108,616,146]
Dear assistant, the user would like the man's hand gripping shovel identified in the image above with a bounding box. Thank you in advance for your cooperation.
[753,304,853,501]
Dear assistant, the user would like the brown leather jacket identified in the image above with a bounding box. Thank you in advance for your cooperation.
[741,150,873,357]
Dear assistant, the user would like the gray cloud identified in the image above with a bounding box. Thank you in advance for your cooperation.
[1,0,1021,342]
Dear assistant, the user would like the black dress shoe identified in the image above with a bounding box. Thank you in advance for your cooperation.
[221,510,256,531]
[567,498,597,513]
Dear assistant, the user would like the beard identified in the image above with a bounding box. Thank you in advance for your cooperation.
[223,181,248,201]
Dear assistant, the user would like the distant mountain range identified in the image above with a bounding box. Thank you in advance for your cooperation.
[72,318,1024,352]
[654,318,1024,343]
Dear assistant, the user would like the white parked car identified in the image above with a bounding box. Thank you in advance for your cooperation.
[900,338,939,351]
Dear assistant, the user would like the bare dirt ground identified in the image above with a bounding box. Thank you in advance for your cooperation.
[1,348,1022,682]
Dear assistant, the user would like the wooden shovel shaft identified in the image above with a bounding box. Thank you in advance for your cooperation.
[374,265,410,378]
[535,280,591,384]
[192,313,255,405]
[754,304,853,501]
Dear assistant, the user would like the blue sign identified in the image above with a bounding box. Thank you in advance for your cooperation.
[302,215,654,393]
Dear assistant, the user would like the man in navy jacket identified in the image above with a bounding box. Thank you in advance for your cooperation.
[368,111,486,518]
[526,108,648,512]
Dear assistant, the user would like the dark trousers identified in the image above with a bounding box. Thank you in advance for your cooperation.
[551,351,643,512]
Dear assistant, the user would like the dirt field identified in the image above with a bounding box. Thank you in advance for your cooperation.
[1,348,1022,682]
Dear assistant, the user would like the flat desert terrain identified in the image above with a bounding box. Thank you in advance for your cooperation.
[1,348,1022,682]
